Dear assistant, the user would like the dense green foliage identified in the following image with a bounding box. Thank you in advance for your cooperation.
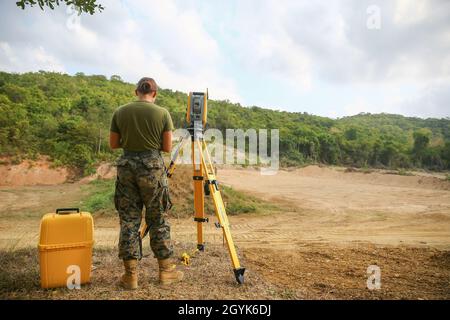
[0,71,449,173]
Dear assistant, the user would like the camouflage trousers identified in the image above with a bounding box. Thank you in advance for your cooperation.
[114,151,173,260]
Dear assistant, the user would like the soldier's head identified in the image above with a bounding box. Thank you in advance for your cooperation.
[135,77,158,102]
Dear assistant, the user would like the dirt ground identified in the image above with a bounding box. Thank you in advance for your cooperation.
[218,166,450,249]
[0,156,71,187]
[0,165,449,299]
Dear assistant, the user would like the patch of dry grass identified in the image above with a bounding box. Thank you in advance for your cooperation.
[0,243,286,300]
[2,243,450,300]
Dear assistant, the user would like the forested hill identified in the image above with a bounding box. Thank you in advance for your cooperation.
[0,71,449,174]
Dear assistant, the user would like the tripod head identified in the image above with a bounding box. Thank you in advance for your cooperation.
[186,90,208,132]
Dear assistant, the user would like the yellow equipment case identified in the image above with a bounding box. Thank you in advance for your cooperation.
[38,208,94,289]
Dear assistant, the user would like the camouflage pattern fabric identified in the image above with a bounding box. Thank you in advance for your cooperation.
[114,151,173,260]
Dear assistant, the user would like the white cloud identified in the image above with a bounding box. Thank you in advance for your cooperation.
[0,41,65,73]
[255,33,312,90]
[223,1,314,91]
[0,0,241,102]
[397,81,450,119]
[78,0,241,101]
[0,0,449,118]
[343,97,389,117]
[223,0,450,117]
[394,0,429,25]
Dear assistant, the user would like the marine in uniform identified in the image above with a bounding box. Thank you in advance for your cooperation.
[109,77,183,289]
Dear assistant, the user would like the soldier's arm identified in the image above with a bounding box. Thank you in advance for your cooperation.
[110,111,121,149]
[162,131,172,153]
[161,110,174,153]
[109,131,121,149]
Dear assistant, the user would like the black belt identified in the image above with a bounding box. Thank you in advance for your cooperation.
[123,149,161,157]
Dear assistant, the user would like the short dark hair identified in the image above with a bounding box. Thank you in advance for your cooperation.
[136,77,158,94]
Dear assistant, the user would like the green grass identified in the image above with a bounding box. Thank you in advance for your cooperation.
[397,169,414,176]
[81,179,115,214]
[385,169,414,176]
[360,167,374,174]
[220,185,278,215]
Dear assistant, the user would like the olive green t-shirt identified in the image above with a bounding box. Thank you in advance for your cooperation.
[110,101,174,151]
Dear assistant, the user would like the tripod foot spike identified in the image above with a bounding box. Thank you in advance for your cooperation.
[197,244,205,251]
[233,268,245,284]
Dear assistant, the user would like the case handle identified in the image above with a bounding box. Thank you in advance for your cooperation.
[56,208,80,214]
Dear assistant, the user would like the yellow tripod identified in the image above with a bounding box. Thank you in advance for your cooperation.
[141,91,245,284]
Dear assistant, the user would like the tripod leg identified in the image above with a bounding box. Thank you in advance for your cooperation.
[166,132,190,178]
[192,140,206,251]
[197,140,245,284]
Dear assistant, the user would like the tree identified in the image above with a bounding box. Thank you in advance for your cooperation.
[0,71,449,172]
[16,0,104,15]
[110,75,123,82]
[442,142,450,169]
[412,128,432,166]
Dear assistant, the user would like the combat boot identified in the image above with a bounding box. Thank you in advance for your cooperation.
[158,258,184,285]
[119,259,138,290]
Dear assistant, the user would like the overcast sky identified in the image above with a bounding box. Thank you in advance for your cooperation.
[0,0,449,119]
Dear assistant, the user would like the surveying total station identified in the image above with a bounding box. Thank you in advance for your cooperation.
[141,90,245,284]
